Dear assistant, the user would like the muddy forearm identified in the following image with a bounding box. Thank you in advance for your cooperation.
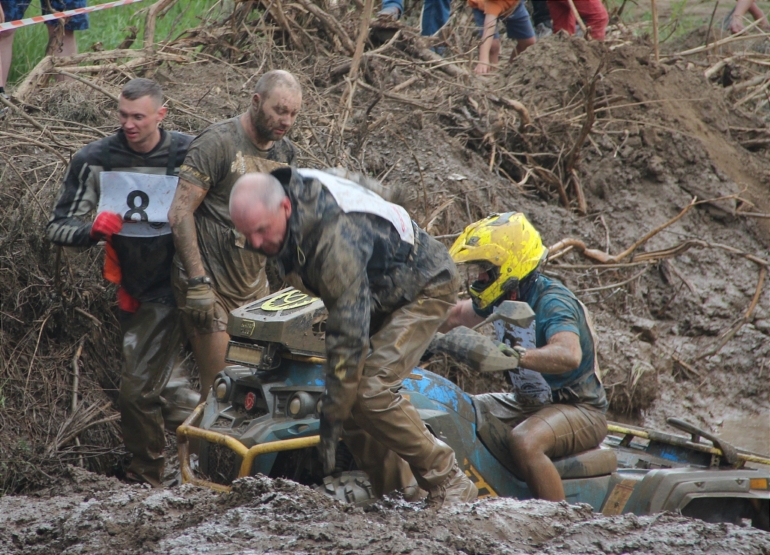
[519,331,582,375]
[168,179,207,279]
[439,299,483,333]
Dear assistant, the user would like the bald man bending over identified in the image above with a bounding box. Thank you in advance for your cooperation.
[228,169,478,508]
[168,70,302,397]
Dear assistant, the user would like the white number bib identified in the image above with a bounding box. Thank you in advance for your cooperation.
[97,171,178,237]
[299,169,414,245]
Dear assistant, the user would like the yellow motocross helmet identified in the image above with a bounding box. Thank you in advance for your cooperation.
[449,212,548,310]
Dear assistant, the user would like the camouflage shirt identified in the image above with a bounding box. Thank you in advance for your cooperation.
[269,168,458,421]
[177,116,296,304]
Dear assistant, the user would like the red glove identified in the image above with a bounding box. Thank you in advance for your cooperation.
[90,211,123,240]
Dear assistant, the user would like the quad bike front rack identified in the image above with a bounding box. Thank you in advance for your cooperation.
[177,403,320,493]
[607,421,770,467]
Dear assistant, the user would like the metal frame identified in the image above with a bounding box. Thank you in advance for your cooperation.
[177,404,320,493]
[177,405,770,494]
[606,423,770,466]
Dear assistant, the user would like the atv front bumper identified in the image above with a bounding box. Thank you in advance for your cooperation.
[177,403,321,492]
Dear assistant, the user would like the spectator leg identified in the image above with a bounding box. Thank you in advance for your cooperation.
[531,0,552,27]
[574,0,609,40]
[546,0,576,35]
[0,29,15,88]
[515,36,536,56]
[421,0,451,36]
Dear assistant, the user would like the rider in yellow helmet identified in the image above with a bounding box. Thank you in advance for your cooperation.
[441,212,608,502]
[449,212,548,310]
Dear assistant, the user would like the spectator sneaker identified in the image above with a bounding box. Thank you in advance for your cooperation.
[376,6,401,21]
[427,464,478,509]
[535,22,553,38]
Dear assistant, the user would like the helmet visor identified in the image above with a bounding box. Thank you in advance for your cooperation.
[460,261,498,294]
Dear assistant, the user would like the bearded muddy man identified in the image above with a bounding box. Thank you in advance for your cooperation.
[228,169,478,508]
[46,78,197,487]
[441,212,608,501]
[168,70,301,397]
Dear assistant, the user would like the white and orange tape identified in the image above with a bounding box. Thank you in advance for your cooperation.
[0,0,145,33]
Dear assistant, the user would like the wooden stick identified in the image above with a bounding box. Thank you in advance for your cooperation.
[0,131,69,164]
[13,55,55,102]
[705,1,720,48]
[295,0,356,54]
[144,0,179,49]
[566,0,588,38]
[53,70,120,101]
[675,17,764,56]
[651,0,659,62]
[0,94,62,145]
[263,0,302,49]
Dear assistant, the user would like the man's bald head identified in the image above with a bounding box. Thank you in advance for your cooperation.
[230,173,286,218]
[230,173,292,256]
[253,70,302,99]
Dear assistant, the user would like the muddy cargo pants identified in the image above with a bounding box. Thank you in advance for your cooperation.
[119,302,183,486]
[342,284,458,496]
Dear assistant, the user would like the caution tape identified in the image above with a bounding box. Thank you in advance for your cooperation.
[0,0,145,33]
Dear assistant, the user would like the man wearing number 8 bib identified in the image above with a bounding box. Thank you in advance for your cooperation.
[46,79,195,487]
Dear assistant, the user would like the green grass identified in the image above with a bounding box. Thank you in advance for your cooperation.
[608,0,770,42]
[5,0,224,85]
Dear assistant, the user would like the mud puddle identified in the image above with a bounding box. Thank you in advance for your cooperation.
[1,468,768,555]
[718,412,770,458]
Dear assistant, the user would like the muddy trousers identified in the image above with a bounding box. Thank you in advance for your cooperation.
[342,292,457,497]
[119,302,183,486]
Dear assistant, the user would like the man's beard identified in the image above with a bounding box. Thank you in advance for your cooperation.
[252,108,285,143]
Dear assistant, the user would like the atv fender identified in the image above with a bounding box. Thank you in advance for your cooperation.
[622,466,770,516]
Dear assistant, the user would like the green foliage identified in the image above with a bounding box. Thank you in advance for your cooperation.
[6,0,221,85]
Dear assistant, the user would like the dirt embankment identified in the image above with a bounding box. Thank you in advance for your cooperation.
[0,2,769,553]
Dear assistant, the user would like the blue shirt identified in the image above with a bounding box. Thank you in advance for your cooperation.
[477,274,607,410]
[524,275,595,390]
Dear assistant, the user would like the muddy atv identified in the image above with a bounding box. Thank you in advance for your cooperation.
[177,288,770,530]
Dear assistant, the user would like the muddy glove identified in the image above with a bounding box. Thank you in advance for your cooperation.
[498,343,526,367]
[184,276,216,329]
[90,211,123,240]
[319,413,342,476]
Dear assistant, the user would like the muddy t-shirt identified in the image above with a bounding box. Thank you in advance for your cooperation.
[178,116,296,303]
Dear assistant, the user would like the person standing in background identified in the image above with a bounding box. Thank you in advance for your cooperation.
[0,0,90,92]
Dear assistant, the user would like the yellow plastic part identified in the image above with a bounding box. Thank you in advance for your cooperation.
[449,212,548,309]
[177,403,321,493]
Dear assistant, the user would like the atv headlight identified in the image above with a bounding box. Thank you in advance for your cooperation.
[225,341,263,368]
[214,376,231,401]
[286,392,315,419]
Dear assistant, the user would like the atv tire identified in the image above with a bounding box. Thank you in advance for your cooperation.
[315,471,376,505]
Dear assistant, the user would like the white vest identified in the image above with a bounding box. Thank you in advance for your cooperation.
[298,169,414,245]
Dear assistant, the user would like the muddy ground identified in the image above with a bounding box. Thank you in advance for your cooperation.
[1,3,769,554]
[2,468,769,555]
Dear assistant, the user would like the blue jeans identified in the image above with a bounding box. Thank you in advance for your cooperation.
[381,0,451,36]
[0,0,90,30]
[472,1,535,40]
